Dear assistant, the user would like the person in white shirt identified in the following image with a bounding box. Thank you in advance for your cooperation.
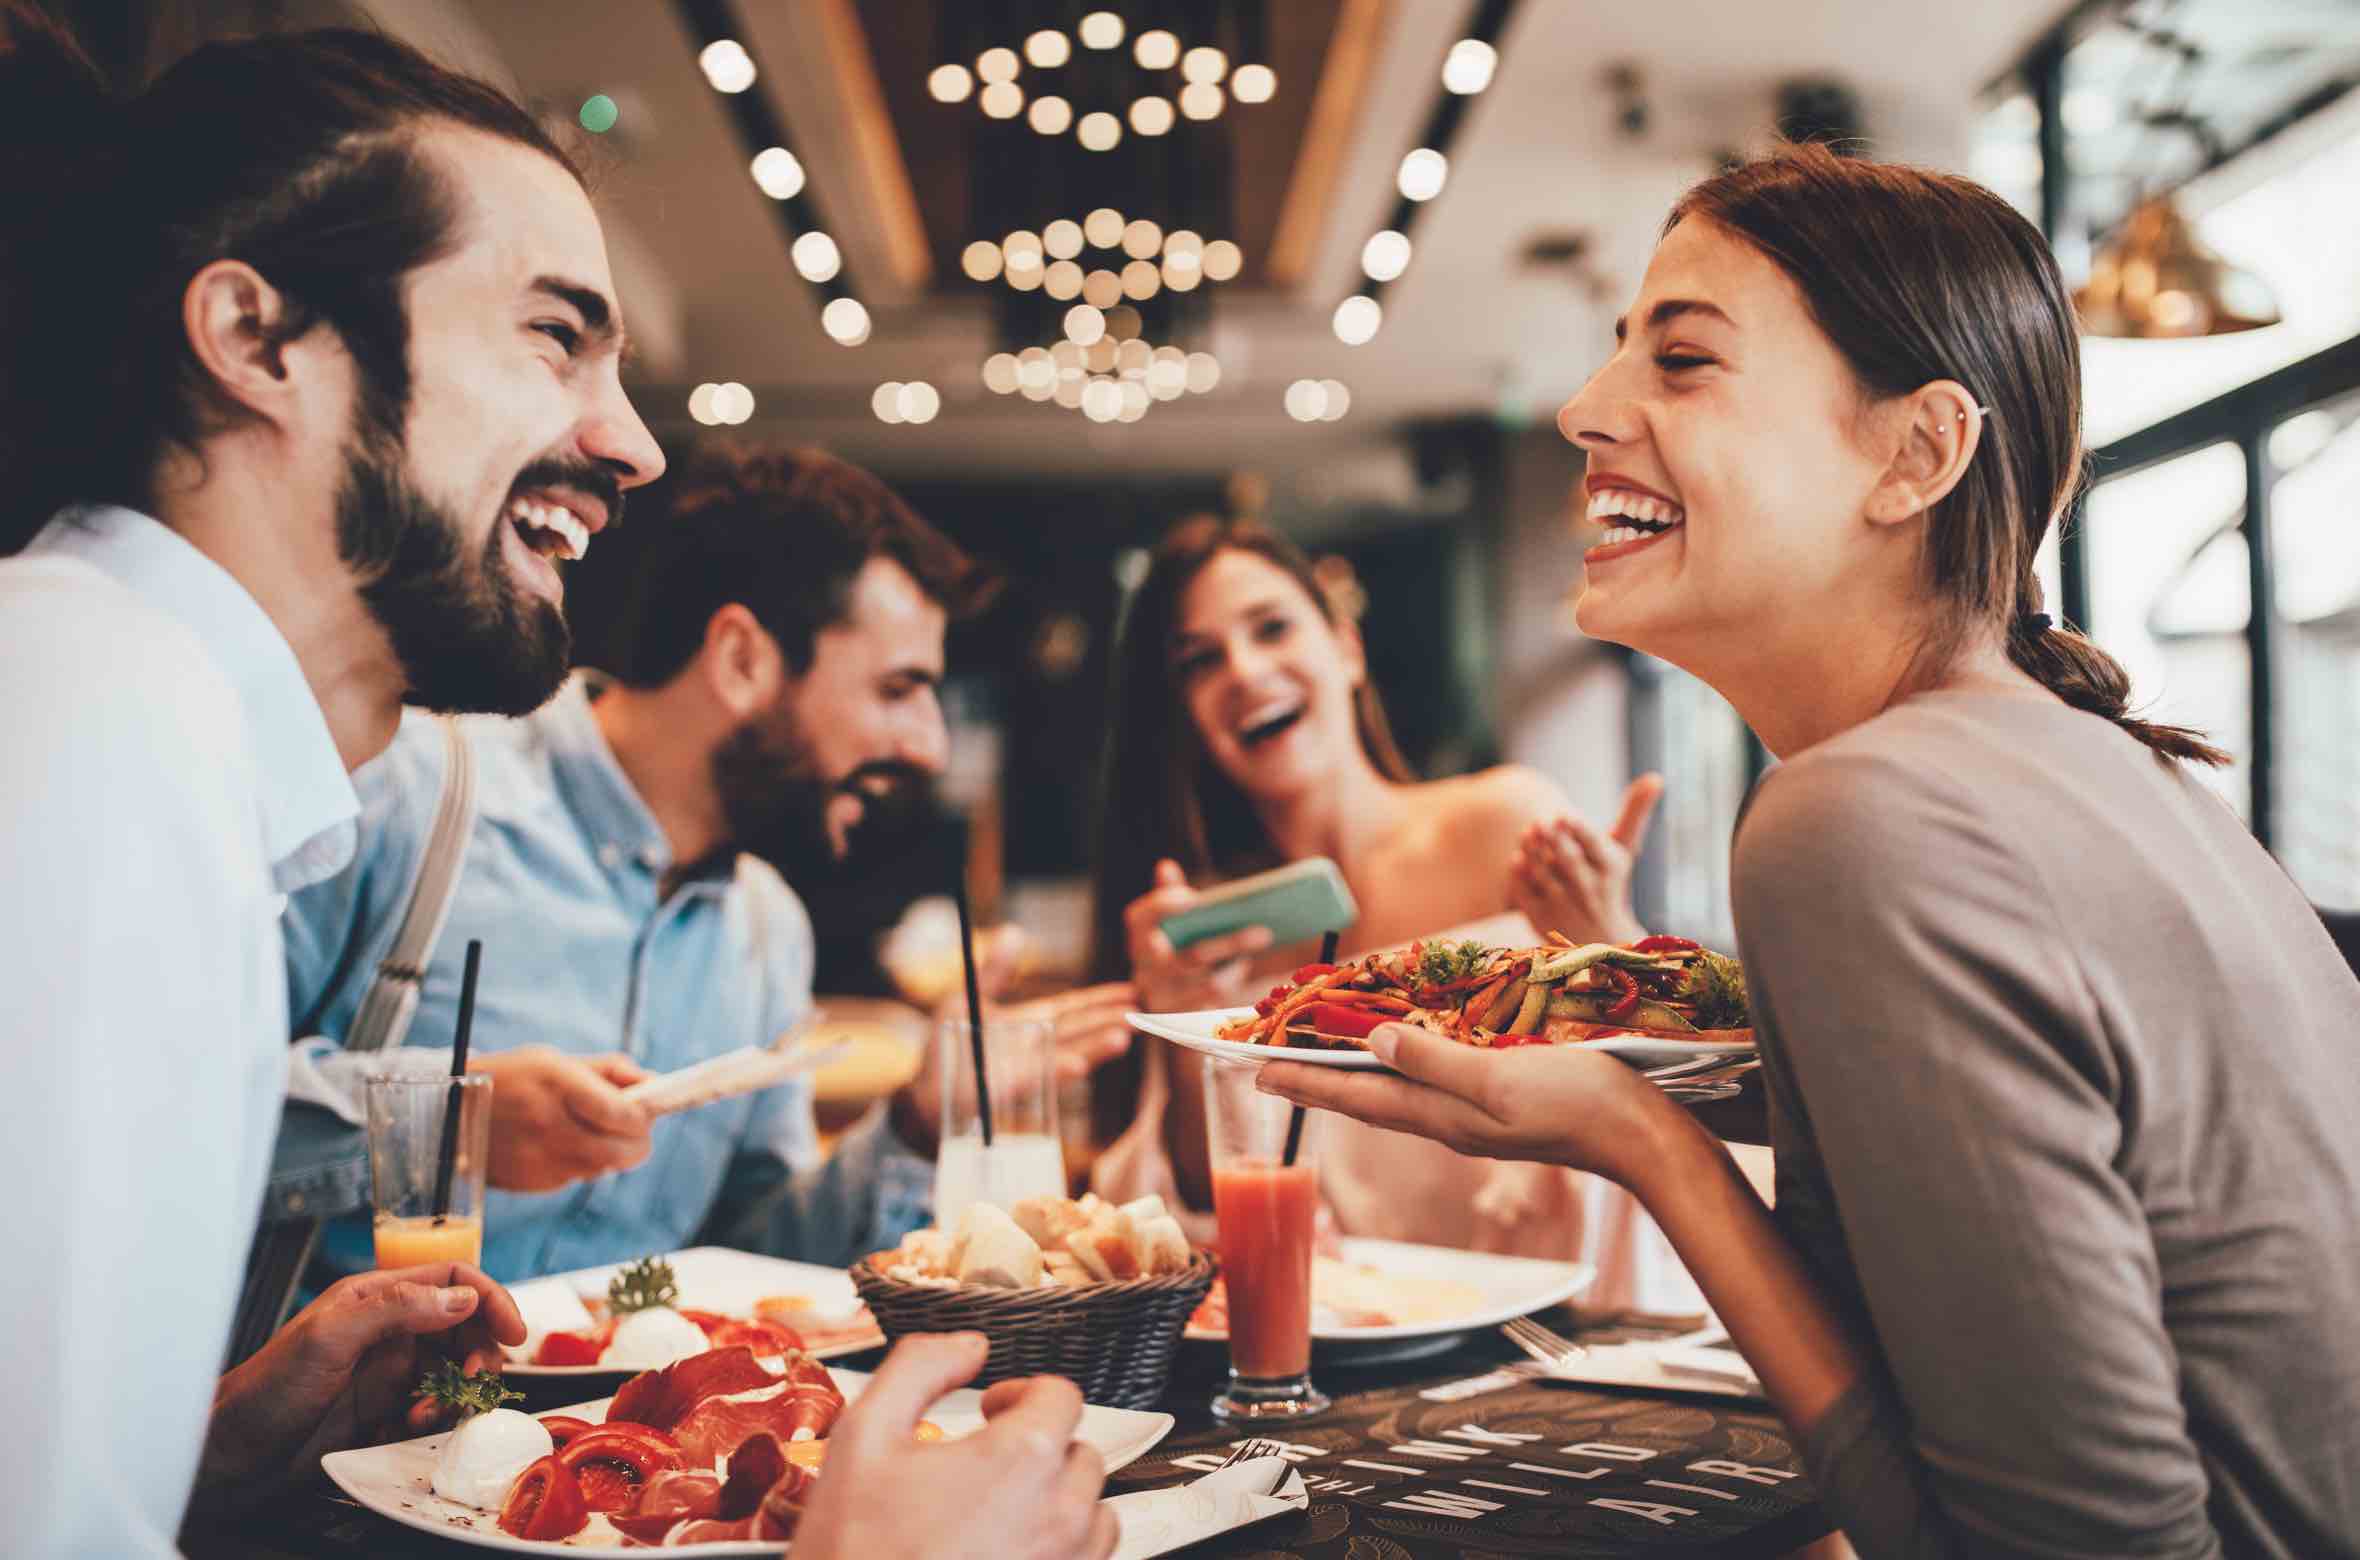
[0,17,1112,1560]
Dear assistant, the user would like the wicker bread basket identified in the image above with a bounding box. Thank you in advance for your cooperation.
[849,1251,1217,1410]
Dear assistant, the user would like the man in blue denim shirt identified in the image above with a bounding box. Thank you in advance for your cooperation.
[285,447,1011,1282]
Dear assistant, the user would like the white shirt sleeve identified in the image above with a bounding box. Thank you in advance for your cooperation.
[0,575,290,1554]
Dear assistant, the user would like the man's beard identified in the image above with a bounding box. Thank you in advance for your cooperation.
[711,699,936,871]
[333,431,594,718]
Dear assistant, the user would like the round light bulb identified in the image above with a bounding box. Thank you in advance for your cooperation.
[1051,340,1085,375]
[1078,11,1124,50]
[927,63,973,103]
[1077,111,1122,150]
[1024,30,1070,68]
[980,81,1024,119]
[1006,261,1043,292]
[1120,259,1161,299]
[982,354,1019,394]
[1027,95,1073,135]
[1160,260,1201,292]
[1333,294,1381,345]
[1231,63,1276,103]
[1181,45,1228,83]
[1103,304,1142,340]
[1116,338,1152,376]
[1082,269,1122,308]
[790,231,841,283]
[1441,38,1497,95]
[1285,379,1327,422]
[1146,358,1186,400]
[1023,377,1057,403]
[1361,229,1412,282]
[1134,29,1179,70]
[1398,147,1448,201]
[1083,207,1125,248]
[687,382,720,424]
[1082,378,1123,422]
[1121,219,1163,259]
[960,240,1004,282]
[750,147,805,200]
[1064,304,1107,346]
[1053,376,1087,409]
[872,382,906,424]
[1318,379,1351,421]
[1179,81,1224,120]
[1085,337,1119,373]
[699,40,756,94]
[898,381,940,424]
[820,298,870,345]
[1118,381,1150,421]
[1044,219,1084,259]
[976,47,1019,83]
[1129,96,1175,136]
[1044,260,1084,299]
[1017,348,1055,389]
[1201,239,1243,281]
[1184,352,1221,393]
[713,381,755,424]
[1002,230,1044,264]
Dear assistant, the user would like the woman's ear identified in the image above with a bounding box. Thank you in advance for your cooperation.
[1864,380,1984,528]
[700,602,785,718]
[1337,615,1370,689]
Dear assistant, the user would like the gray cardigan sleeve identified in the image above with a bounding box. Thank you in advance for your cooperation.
[1731,749,2222,1560]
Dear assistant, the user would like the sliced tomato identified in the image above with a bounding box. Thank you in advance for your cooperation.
[1291,962,1340,985]
[1308,1001,1384,1040]
[677,1308,733,1338]
[707,1318,804,1356]
[556,1424,688,1514]
[497,1455,588,1541]
[538,1415,593,1449]
[531,1325,611,1367]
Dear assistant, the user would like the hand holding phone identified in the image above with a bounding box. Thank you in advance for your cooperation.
[1157,857,1359,954]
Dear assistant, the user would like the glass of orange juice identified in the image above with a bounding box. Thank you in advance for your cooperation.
[365,1073,492,1269]
[1203,1057,1329,1423]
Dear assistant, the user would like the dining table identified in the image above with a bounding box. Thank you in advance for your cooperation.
[183,1301,1834,1559]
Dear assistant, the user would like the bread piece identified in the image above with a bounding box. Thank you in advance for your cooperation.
[898,1228,956,1278]
[1118,1195,1170,1227]
[1065,1208,1142,1282]
[1010,1195,1093,1250]
[1041,1251,1091,1287]
[955,1202,1044,1289]
[1136,1213,1190,1274]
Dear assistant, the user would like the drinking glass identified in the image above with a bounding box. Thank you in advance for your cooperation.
[366,1073,492,1269]
[1203,1057,1329,1421]
[932,1017,1062,1225]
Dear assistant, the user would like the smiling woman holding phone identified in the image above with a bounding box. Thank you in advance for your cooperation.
[1261,144,2360,1556]
[1084,516,1688,1302]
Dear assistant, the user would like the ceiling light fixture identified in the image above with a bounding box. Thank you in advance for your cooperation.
[698,40,755,94]
[1442,39,1498,95]
[927,63,972,103]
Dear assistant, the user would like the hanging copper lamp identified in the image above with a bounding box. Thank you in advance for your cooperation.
[2074,195,2281,338]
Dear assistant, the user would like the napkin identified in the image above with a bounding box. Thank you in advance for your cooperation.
[1103,1457,1308,1560]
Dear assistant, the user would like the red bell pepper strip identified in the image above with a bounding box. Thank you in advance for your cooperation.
[1308,1002,1386,1040]
[1291,962,1340,985]
[1630,935,1701,954]
[1600,965,1642,1021]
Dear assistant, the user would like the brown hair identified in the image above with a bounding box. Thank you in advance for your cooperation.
[1085,516,1411,982]
[619,443,997,687]
[0,11,581,548]
[1669,143,2227,765]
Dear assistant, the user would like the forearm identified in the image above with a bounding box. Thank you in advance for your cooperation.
[1619,1098,1865,1439]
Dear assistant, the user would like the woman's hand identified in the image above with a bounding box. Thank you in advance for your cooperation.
[1255,1022,1680,1188]
[1509,774,1663,946]
[1123,860,1274,1011]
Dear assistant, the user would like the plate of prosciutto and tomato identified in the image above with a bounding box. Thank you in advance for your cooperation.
[506,1250,884,1377]
[322,1341,1173,1553]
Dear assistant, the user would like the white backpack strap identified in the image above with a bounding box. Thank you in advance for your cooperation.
[345,717,479,1053]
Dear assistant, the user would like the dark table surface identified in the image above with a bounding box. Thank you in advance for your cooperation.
[186,1306,1826,1559]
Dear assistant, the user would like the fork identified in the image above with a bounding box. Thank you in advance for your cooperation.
[1216,1437,1298,1496]
[1502,1314,1591,1374]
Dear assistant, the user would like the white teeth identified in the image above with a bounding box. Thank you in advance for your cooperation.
[1585,488,1686,527]
[1237,701,1301,735]
[507,496,590,562]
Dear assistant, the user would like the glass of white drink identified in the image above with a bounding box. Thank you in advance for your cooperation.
[931,1016,1062,1225]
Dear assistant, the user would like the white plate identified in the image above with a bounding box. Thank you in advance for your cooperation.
[503,1248,883,1377]
[321,1367,1174,1555]
[1128,1007,1754,1072]
[1187,1237,1594,1362]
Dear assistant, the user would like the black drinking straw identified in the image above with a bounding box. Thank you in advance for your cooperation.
[951,816,994,1147]
[1281,931,1341,1166]
[431,939,483,1223]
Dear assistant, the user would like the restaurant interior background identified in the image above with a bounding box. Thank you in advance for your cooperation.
[72,0,2360,1005]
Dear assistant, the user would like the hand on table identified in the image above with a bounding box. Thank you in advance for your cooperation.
[195,1264,525,1516]
[791,1333,1117,1560]
[1508,774,1663,946]
[1255,1021,1678,1188]
[1124,859,1275,1012]
[471,1044,653,1192]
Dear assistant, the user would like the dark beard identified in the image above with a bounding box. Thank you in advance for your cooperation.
[334,437,582,717]
[710,700,937,870]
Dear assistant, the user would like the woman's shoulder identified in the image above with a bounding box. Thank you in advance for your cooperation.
[1414,764,1569,840]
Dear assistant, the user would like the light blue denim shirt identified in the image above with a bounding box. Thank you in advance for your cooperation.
[284,677,934,1283]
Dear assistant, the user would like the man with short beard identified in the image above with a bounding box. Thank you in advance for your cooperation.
[285,446,1137,1285]
[0,20,1117,1560]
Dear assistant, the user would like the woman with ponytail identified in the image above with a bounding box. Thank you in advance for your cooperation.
[1263,143,2360,1556]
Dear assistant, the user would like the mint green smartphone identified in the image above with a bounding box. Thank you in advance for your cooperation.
[1159,857,1360,953]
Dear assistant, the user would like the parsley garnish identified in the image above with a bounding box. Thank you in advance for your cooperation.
[608,1255,680,1315]
[418,1360,522,1418]
[1677,951,1749,1030]
[1416,939,1489,987]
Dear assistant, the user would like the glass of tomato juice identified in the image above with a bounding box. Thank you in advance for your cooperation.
[365,1073,491,1269]
[1203,1056,1329,1423]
